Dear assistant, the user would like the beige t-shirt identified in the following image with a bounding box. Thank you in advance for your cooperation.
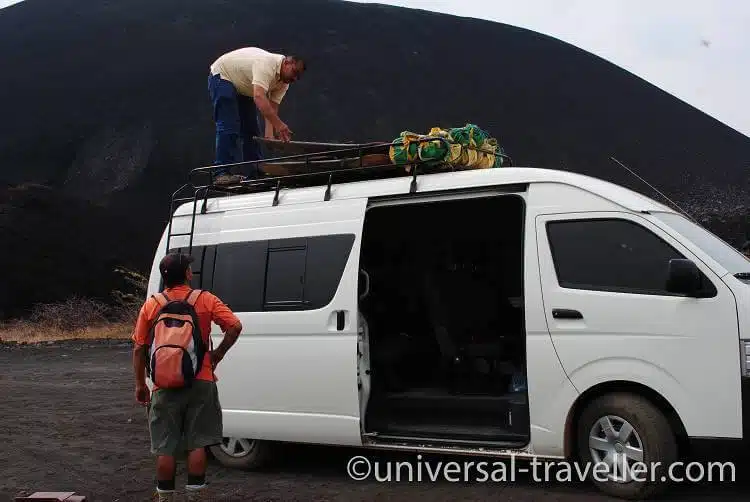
[210,47,289,104]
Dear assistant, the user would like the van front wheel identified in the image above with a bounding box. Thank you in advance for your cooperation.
[575,392,678,500]
[209,437,274,470]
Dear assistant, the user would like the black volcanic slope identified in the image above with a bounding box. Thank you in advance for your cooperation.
[0,0,748,318]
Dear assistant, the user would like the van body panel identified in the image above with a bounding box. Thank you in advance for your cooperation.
[726,276,750,342]
[172,167,674,218]
[222,409,360,445]
[535,210,743,439]
[522,197,581,456]
[207,196,367,446]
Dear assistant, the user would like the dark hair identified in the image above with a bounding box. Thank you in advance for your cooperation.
[159,252,194,288]
[287,55,306,71]
[163,274,186,288]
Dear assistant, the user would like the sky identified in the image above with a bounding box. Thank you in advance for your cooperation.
[1,0,747,138]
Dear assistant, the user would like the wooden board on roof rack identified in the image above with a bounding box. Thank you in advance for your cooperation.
[259,153,392,177]
[207,152,397,193]
[254,136,389,158]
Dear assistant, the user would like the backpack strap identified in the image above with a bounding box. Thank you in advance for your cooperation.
[152,292,169,307]
[186,289,203,306]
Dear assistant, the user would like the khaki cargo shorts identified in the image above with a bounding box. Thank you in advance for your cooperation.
[148,379,223,456]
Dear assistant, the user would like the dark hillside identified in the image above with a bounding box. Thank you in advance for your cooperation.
[0,183,150,319]
[0,0,747,318]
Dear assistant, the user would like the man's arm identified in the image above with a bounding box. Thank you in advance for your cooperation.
[131,304,151,404]
[211,321,242,368]
[209,295,244,367]
[133,344,149,400]
[253,85,292,141]
[264,102,279,139]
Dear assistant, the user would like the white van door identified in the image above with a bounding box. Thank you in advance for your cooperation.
[208,197,368,447]
[535,211,742,441]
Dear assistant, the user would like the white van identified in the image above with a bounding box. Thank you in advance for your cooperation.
[147,164,750,500]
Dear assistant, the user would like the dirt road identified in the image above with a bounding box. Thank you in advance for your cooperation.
[0,340,747,501]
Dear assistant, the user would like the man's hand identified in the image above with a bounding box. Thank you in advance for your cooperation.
[211,350,224,369]
[135,384,150,405]
[253,85,292,142]
[210,321,242,371]
[132,343,149,405]
[275,121,292,142]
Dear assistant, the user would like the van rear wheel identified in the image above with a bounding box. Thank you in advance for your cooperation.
[575,392,678,500]
[209,437,274,470]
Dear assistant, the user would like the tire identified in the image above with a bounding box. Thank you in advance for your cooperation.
[575,392,678,500]
[209,437,275,470]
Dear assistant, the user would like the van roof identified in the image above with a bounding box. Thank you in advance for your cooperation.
[173,166,676,217]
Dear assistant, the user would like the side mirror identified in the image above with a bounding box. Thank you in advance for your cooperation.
[665,259,715,298]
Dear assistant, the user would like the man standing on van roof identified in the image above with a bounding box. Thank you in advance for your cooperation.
[208,47,306,185]
[132,252,243,501]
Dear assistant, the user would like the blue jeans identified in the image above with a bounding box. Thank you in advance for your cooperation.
[207,73,262,178]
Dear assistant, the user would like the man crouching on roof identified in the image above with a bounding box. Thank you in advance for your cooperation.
[207,47,306,185]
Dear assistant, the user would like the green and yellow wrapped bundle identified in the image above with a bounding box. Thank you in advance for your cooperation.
[388,124,505,171]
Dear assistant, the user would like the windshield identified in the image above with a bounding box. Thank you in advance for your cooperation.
[652,212,750,276]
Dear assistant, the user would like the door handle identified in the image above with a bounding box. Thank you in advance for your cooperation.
[336,310,346,330]
[552,308,583,319]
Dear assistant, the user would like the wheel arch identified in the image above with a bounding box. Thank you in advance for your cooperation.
[563,380,689,460]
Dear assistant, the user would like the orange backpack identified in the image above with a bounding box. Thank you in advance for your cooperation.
[146,289,206,389]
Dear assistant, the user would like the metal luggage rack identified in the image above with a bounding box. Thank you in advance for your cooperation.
[165,136,513,254]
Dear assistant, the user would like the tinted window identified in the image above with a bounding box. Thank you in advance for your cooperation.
[546,219,690,295]
[265,239,307,308]
[653,212,750,275]
[208,234,355,312]
[304,234,357,308]
[212,240,268,312]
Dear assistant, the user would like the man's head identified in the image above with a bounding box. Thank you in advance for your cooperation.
[159,252,194,288]
[280,56,306,84]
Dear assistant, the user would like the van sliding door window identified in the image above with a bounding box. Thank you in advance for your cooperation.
[265,239,307,307]
[546,218,707,296]
[263,234,355,310]
[208,234,355,312]
[212,241,268,312]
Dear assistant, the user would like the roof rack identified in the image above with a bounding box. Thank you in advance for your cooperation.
[165,136,512,255]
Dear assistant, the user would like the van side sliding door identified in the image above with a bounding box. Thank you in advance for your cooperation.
[208,197,368,446]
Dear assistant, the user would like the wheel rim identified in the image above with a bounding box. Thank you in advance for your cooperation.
[219,437,256,458]
[588,415,644,483]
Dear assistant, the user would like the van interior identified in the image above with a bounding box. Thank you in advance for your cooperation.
[358,193,529,446]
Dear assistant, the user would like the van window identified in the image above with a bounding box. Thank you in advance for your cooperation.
[265,239,307,307]
[652,211,750,275]
[206,234,355,312]
[546,218,692,295]
[212,241,268,312]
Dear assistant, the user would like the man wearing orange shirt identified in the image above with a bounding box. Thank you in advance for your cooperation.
[132,252,243,501]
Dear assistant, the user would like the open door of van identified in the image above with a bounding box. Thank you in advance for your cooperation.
[209,196,368,448]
